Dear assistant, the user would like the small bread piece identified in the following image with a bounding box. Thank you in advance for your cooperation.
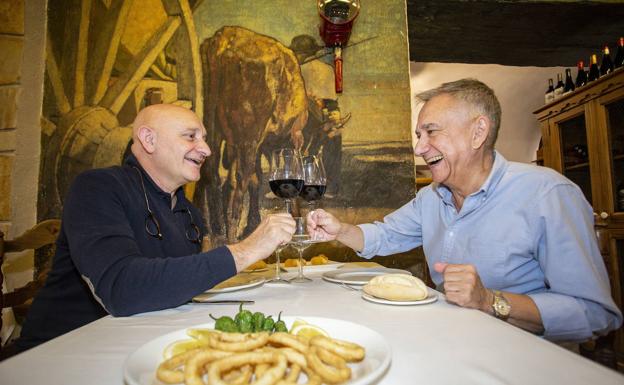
[363,274,428,301]
[284,258,300,267]
[310,255,329,265]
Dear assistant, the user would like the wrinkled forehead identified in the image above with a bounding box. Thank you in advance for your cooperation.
[416,94,473,130]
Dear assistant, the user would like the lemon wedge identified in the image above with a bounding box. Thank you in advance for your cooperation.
[163,339,208,359]
[290,323,329,340]
[186,328,220,342]
[289,318,308,333]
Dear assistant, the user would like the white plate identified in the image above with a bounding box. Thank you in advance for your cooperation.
[322,267,411,285]
[282,260,345,272]
[362,289,438,306]
[123,316,391,385]
[203,276,265,294]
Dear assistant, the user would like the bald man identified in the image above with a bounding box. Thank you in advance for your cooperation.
[16,104,295,352]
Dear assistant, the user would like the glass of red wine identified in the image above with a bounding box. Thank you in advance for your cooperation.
[300,155,327,210]
[267,148,304,284]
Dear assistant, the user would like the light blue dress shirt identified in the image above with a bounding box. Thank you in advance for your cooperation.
[358,151,622,342]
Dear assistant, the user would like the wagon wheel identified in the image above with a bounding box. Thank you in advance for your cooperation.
[41,0,203,214]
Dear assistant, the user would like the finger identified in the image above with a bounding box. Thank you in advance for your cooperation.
[442,264,475,274]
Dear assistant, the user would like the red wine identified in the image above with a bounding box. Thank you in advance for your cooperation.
[600,45,614,76]
[300,184,327,202]
[270,179,304,199]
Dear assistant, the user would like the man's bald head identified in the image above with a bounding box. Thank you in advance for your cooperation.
[132,104,201,139]
[130,104,210,193]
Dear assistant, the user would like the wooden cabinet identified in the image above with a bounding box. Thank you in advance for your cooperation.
[535,69,624,369]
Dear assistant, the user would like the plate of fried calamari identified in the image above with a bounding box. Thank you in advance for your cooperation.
[123,316,391,385]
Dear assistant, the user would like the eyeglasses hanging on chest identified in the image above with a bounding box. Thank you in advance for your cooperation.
[133,167,201,244]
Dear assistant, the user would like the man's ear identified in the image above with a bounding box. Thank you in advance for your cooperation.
[136,125,157,153]
[471,116,490,150]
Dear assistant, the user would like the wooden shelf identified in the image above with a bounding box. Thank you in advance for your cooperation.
[614,154,624,161]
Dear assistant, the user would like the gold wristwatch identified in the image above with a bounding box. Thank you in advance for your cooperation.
[491,290,511,320]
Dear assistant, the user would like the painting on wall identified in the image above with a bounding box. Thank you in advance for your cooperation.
[38,0,422,273]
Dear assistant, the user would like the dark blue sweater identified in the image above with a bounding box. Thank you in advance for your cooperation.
[17,155,236,351]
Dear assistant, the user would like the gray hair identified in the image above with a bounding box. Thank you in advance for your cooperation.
[415,78,502,148]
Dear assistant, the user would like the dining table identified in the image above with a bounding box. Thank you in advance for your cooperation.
[0,261,622,385]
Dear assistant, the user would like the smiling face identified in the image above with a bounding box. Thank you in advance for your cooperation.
[414,94,481,191]
[133,104,211,193]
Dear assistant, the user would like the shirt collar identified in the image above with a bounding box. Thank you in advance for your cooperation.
[433,150,508,204]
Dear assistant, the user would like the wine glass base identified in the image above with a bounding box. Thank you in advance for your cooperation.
[266,277,291,284]
[289,276,312,283]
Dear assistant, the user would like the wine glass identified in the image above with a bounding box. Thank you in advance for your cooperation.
[267,148,303,284]
[289,216,313,282]
[269,148,304,214]
[300,155,327,210]
[263,206,290,285]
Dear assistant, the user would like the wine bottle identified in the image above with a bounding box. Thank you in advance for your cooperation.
[553,73,564,99]
[563,68,575,94]
[588,54,600,82]
[600,45,614,76]
[575,60,587,88]
[544,78,555,104]
[615,37,624,69]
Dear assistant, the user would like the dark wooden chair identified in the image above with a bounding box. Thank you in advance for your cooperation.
[0,219,61,359]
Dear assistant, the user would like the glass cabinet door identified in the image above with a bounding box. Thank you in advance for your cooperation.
[605,97,624,215]
[555,113,593,204]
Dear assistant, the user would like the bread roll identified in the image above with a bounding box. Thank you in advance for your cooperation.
[363,274,428,301]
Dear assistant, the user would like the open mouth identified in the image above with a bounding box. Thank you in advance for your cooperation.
[425,155,444,166]
[185,157,204,166]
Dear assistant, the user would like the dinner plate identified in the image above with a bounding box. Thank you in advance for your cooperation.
[282,260,345,272]
[361,288,438,306]
[123,316,391,385]
[243,267,269,273]
[322,267,411,285]
[203,276,265,294]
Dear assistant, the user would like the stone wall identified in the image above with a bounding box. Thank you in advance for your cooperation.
[0,0,24,235]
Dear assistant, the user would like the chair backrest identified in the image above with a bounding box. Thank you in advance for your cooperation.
[0,219,61,353]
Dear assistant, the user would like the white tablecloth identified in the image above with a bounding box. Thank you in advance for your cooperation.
[1,264,622,385]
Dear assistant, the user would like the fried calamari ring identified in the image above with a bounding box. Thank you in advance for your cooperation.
[183,349,233,385]
[222,364,252,385]
[156,347,204,384]
[208,331,270,352]
[208,351,287,385]
[284,363,301,382]
[310,335,365,362]
[305,346,351,384]
[268,332,309,353]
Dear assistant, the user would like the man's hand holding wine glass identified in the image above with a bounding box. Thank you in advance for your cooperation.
[227,213,296,272]
[306,209,365,252]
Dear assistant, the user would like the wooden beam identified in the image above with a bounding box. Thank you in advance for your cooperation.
[100,16,182,114]
[178,0,203,119]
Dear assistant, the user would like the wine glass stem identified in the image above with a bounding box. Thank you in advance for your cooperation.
[275,248,281,279]
[285,199,293,214]
[297,249,304,278]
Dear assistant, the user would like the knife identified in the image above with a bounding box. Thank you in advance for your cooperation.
[191,299,255,304]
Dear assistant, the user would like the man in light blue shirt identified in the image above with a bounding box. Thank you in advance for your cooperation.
[307,78,622,342]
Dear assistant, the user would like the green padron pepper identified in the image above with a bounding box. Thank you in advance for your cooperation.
[235,303,254,333]
[273,311,287,332]
[252,312,266,332]
[210,314,238,333]
[262,315,275,331]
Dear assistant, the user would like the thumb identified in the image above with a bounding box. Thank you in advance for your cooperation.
[433,262,448,273]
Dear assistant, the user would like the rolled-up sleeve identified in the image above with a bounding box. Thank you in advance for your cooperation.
[529,184,622,341]
[357,196,424,259]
